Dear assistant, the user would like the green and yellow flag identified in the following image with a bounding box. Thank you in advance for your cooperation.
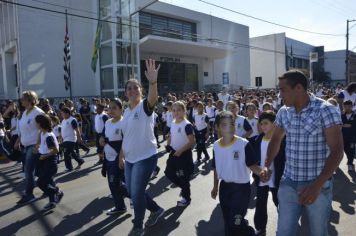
[91,21,102,73]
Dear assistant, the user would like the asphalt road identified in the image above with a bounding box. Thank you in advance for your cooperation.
[0,144,355,236]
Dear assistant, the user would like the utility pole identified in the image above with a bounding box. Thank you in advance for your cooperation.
[346,19,356,84]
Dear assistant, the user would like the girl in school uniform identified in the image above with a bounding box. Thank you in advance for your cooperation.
[205,98,216,138]
[100,98,128,215]
[226,101,253,139]
[34,114,63,211]
[51,115,63,163]
[211,111,262,236]
[165,101,195,207]
[193,102,210,164]
[245,103,260,138]
[119,59,164,236]
[60,107,85,171]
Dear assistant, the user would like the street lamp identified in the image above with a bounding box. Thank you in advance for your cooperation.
[346,19,356,84]
[129,0,159,78]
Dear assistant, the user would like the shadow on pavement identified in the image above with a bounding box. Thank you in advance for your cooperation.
[50,197,114,235]
[145,206,187,236]
[195,204,224,236]
[55,165,101,183]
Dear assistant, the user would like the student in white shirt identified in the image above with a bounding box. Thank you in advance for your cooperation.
[246,103,260,138]
[35,114,63,211]
[165,101,195,207]
[15,91,44,205]
[338,82,356,112]
[193,102,210,164]
[211,111,263,236]
[250,111,286,236]
[119,59,164,235]
[3,102,21,163]
[60,107,85,171]
[226,101,252,139]
[100,98,128,216]
[94,104,109,165]
[205,98,216,137]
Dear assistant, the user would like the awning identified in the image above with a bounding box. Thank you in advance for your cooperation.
[139,35,236,59]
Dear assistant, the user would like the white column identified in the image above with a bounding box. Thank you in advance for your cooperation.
[1,51,8,98]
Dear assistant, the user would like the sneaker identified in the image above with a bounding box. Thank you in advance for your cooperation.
[85,149,90,156]
[194,159,201,165]
[106,207,127,216]
[128,227,144,236]
[348,164,355,172]
[16,194,36,205]
[75,161,84,170]
[151,167,160,178]
[145,207,164,227]
[177,197,190,207]
[94,160,102,166]
[130,200,134,209]
[203,157,210,162]
[64,168,73,173]
[56,191,64,204]
[43,202,56,211]
[255,229,266,236]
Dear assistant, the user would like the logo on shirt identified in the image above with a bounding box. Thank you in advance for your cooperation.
[251,122,255,126]
[27,119,31,124]
[237,123,241,128]
[134,112,139,120]
[115,129,120,135]
[178,128,181,133]
[233,151,240,160]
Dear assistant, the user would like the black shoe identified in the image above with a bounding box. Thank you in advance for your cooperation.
[43,202,56,211]
[255,229,266,236]
[75,161,84,170]
[203,157,210,162]
[16,195,35,205]
[106,207,127,216]
[56,191,64,204]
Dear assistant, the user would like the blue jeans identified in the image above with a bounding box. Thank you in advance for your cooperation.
[277,177,333,236]
[125,155,161,229]
[23,145,37,196]
[106,160,127,210]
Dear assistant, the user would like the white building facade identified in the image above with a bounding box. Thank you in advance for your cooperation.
[1,0,251,99]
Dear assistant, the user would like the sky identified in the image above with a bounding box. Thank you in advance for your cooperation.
[160,0,356,52]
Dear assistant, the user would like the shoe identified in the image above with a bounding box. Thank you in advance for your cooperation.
[194,159,201,165]
[16,194,36,205]
[106,207,127,216]
[75,161,84,170]
[94,160,102,166]
[40,192,48,198]
[203,157,210,162]
[255,229,266,236]
[43,202,56,211]
[145,207,164,227]
[348,164,355,172]
[151,167,160,178]
[177,197,190,207]
[128,227,144,236]
[64,168,73,173]
[85,149,90,156]
[56,191,64,204]
[130,200,134,209]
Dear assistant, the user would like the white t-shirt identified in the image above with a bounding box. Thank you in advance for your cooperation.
[11,117,19,136]
[205,106,216,121]
[166,111,173,128]
[61,117,78,143]
[259,139,275,188]
[213,136,257,184]
[121,99,157,163]
[18,107,44,147]
[218,93,231,107]
[104,118,123,161]
[95,112,108,134]
[194,113,209,131]
[339,90,356,111]
[235,115,251,137]
[39,131,59,155]
[170,119,194,151]
[247,117,259,138]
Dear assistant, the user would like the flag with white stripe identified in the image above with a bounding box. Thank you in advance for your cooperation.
[64,17,71,91]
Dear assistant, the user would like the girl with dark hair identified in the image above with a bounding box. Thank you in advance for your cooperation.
[34,114,63,211]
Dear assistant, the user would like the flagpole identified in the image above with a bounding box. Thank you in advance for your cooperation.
[65,9,73,100]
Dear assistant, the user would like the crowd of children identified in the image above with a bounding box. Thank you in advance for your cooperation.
[0,76,355,235]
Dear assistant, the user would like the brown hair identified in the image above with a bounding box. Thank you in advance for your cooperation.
[22,91,38,106]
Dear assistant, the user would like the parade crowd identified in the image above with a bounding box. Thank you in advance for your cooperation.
[0,59,356,236]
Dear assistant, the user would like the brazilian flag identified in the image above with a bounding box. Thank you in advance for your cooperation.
[91,21,102,73]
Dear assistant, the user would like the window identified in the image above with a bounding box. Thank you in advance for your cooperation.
[139,12,196,41]
[101,68,114,90]
[100,44,113,66]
